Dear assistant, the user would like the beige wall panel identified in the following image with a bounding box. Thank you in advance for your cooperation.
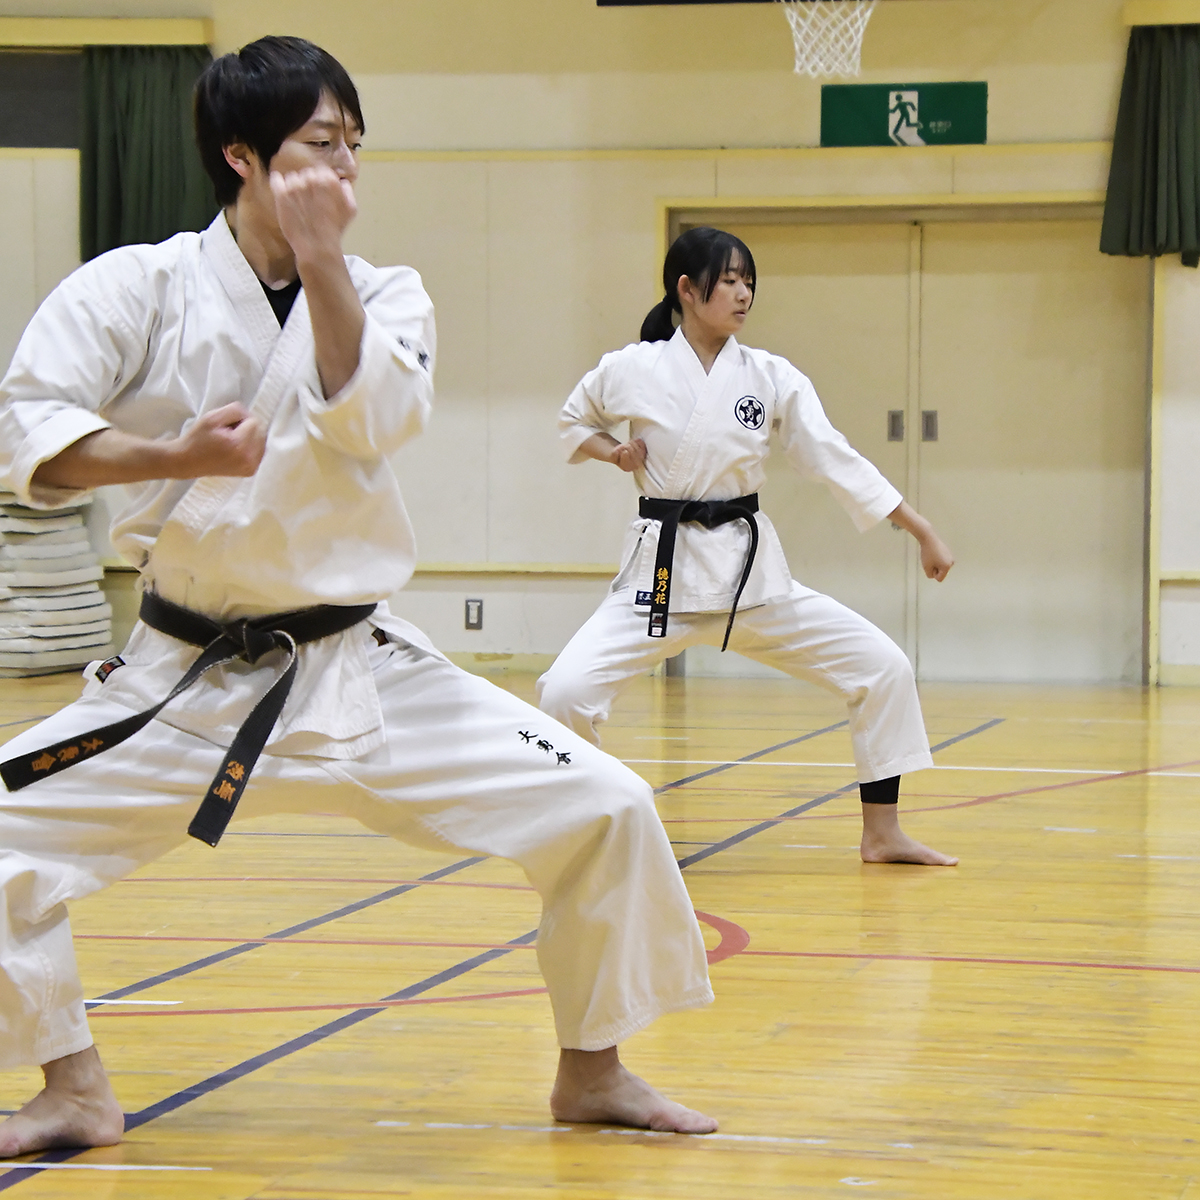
[918,220,1148,683]
[984,64,1123,146]
[716,151,954,199]
[722,221,913,649]
[1159,583,1200,668]
[484,156,716,566]
[215,0,1124,148]
[211,0,1122,82]
[0,158,36,375]
[950,146,1111,197]
[356,73,824,154]
[345,160,490,564]
[0,0,210,14]
[354,65,1123,156]
[32,155,79,304]
[388,575,609,655]
[1158,260,1200,575]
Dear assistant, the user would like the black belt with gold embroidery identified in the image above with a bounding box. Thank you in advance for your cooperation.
[0,592,376,848]
[638,493,759,651]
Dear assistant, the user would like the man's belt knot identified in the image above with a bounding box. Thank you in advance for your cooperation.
[0,593,376,848]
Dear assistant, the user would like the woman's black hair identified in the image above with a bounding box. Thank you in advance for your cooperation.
[194,36,365,207]
[639,227,757,342]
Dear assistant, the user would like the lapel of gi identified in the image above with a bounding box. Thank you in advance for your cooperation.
[170,215,318,533]
[661,331,739,500]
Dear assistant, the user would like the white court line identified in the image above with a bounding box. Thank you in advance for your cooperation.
[85,1000,180,1006]
[1,1164,209,1172]
[622,759,1130,775]
[1044,827,1097,833]
[1116,854,1200,861]
[374,1121,829,1145]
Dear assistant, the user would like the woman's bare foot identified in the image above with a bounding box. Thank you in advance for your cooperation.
[550,1047,717,1134]
[860,803,958,866]
[0,1047,124,1158]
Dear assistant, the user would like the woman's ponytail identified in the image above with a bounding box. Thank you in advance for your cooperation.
[640,293,678,343]
[639,227,757,343]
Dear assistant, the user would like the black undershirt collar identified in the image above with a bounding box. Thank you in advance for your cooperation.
[261,277,302,327]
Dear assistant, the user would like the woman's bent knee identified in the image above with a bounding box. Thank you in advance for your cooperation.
[537,669,606,743]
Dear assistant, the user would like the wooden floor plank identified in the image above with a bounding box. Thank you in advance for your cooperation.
[0,673,1196,1197]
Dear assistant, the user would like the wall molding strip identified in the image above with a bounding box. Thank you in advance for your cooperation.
[1124,0,1200,23]
[0,18,213,47]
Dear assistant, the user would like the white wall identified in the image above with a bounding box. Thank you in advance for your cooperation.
[0,151,79,371]
[219,0,1129,149]
[0,0,1149,675]
[1156,261,1200,683]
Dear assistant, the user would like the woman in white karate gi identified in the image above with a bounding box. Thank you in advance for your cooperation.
[538,227,957,867]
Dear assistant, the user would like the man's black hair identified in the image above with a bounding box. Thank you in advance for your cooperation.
[194,35,365,207]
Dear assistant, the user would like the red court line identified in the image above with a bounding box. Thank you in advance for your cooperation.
[661,757,1200,823]
[695,910,750,965]
[85,913,750,1016]
[895,756,1200,813]
[742,949,1200,974]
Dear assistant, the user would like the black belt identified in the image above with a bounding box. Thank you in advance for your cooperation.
[638,493,759,651]
[0,592,376,848]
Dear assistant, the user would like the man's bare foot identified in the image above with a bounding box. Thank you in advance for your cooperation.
[550,1047,717,1134]
[0,1047,123,1158]
[860,803,958,866]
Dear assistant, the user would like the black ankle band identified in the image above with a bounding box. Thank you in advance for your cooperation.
[859,775,900,805]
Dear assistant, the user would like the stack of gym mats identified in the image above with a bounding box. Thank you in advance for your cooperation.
[0,492,113,676]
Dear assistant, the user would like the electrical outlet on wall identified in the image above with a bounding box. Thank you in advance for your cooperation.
[465,599,483,630]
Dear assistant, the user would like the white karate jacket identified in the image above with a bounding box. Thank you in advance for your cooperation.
[559,329,902,613]
[0,212,437,759]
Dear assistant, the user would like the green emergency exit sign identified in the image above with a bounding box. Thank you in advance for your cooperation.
[821,82,987,148]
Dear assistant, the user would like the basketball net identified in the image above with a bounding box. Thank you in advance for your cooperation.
[778,0,879,78]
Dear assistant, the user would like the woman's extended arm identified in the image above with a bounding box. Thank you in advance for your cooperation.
[888,499,954,582]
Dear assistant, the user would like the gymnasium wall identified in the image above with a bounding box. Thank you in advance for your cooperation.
[0,1,1165,681]
[212,0,1127,150]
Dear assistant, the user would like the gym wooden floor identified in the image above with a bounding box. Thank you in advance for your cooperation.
[0,671,1195,1199]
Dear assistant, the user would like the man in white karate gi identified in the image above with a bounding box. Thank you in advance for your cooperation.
[0,36,716,1156]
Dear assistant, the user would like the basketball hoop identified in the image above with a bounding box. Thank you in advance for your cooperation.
[778,0,879,78]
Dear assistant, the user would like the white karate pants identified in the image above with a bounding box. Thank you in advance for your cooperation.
[538,582,933,784]
[0,628,712,1068]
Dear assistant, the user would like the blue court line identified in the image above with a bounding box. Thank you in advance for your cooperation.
[86,855,486,1007]
[0,715,1003,1188]
[652,721,850,795]
[0,716,52,733]
[122,929,541,1133]
[676,718,1006,869]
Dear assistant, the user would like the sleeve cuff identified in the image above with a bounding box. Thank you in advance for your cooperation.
[852,482,904,533]
[562,424,604,464]
[11,408,111,509]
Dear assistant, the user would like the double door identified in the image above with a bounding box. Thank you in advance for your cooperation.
[720,218,1149,683]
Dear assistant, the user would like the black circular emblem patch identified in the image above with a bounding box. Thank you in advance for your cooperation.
[734,395,765,430]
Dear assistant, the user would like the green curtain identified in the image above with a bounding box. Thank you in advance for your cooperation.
[1101,25,1200,268]
[80,45,218,262]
